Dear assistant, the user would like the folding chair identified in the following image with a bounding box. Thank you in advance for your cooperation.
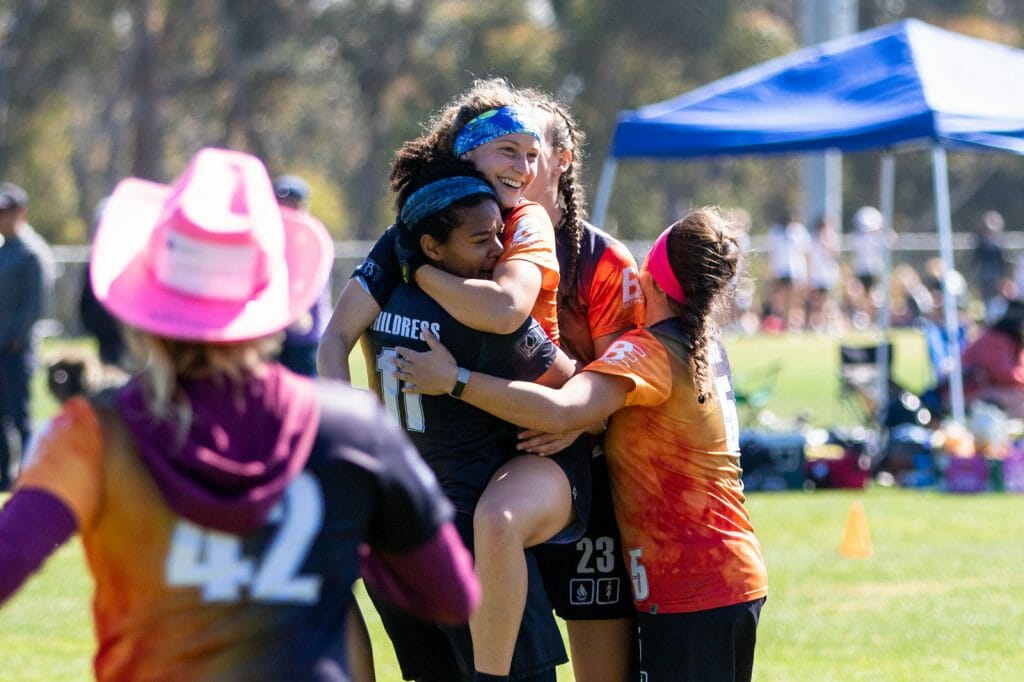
[732,361,782,427]
[838,341,893,425]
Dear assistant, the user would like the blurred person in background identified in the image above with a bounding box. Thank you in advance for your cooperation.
[971,210,1010,320]
[0,182,48,490]
[765,211,810,331]
[958,298,1024,418]
[806,214,842,333]
[847,205,887,328]
[79,197,127,367]
[273,174,334,377]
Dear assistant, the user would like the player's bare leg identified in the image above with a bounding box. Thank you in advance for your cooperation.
[566,617,634,682]
[471,455,574,676]
[346,600,376,682]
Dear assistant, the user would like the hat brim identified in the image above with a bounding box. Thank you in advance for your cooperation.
[90,178,334,343]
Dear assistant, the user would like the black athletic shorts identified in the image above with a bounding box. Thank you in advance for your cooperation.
[637,597,765,682]
[534,454,634,619]
[544,437,594,545]
[368,510,567,681]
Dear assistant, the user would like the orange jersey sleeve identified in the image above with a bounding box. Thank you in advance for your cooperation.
[556,223,644,363]
[15,396,103,530]
[583,239,644,341]
[583,329,672,407]
[500,201,560,341]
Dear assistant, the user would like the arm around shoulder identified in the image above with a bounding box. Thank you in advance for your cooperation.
[415,258,541,335]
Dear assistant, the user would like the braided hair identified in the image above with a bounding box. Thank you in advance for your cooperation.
[390,78,530,194]
[664,207,745,401]
[525,90,588,307]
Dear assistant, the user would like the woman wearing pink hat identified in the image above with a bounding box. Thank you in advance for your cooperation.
[0,148,479,681]
[395,207,769,682]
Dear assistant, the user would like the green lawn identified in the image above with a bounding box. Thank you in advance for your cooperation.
[8,330,1013,681]
[4,488,1024,681]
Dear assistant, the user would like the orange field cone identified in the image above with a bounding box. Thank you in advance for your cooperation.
[839,501,873,559]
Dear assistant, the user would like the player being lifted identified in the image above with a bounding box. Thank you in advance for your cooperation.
[396,207,769,682]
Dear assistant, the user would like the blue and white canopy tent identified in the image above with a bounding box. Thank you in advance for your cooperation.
[593,18,1024,424]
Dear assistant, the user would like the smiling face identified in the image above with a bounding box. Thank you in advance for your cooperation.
[423,199,504,279]
[461,133,539,210]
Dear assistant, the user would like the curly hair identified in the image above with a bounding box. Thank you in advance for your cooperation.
[524,89,588,307]
[664,207,745,401]
[393,156,497,245]
[389,77,531,195]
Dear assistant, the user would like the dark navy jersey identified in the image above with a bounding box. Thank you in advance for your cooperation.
[365,283,558,514]
[353,225,403,309]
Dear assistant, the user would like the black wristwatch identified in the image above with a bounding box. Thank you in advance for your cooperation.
[450,367,471,399]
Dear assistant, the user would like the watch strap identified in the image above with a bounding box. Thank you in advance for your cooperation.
[450,367,471,399]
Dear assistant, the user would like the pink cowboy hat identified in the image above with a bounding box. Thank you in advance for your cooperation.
[90,147,334,342]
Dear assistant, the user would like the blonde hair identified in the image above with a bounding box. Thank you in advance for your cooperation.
[125,327,280,434]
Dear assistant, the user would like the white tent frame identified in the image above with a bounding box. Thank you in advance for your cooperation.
[593,145,968,424]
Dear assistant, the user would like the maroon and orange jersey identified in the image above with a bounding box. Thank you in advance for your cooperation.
[583,322,768,615]
[500,200,560,343]
[556,222,644,363]
[16,386,451,681]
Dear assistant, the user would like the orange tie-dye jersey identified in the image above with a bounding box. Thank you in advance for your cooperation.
[501,200,560,343]
[16,393,450,681]
[584,326,768,614]
[556,221,644,364]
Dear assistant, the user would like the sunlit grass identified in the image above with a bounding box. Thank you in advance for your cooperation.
[9,332,1016,681]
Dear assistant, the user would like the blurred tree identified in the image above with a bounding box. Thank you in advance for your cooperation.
[0,0,1020,248]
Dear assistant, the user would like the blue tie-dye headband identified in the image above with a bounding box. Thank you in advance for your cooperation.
[452,106,542,156]
[400,176,498,231]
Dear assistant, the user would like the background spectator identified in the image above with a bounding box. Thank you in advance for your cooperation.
[847,205,887,328]
[971,209,1010,321]
[78,198,126,367]
[273,174,333,377]
[958,298,1024,418]
[806,214,842,333]
[765,212,811,331]
[0,182,47,489]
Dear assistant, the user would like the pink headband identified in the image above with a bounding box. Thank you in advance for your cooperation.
[647,226,686,304]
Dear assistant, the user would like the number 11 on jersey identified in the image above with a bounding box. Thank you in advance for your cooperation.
[377,347,425,432]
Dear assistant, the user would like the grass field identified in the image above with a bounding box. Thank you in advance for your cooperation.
[7,330,1022,681]
[4,488,1023,681]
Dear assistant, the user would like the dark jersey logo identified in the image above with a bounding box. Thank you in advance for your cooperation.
[514,326,545,359]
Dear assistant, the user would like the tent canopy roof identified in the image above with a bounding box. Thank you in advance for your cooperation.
[610,19,1024,160]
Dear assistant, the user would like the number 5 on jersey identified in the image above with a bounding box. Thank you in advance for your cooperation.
[628,547,649,601]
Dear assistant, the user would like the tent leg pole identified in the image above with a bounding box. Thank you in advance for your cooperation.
[876,153,895,425]
[592,158,618,232]
[932,145,966,424]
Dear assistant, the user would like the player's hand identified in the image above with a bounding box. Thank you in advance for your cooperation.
[516,427,588,456]
[394,225,428,285]
[394,329,458,395]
